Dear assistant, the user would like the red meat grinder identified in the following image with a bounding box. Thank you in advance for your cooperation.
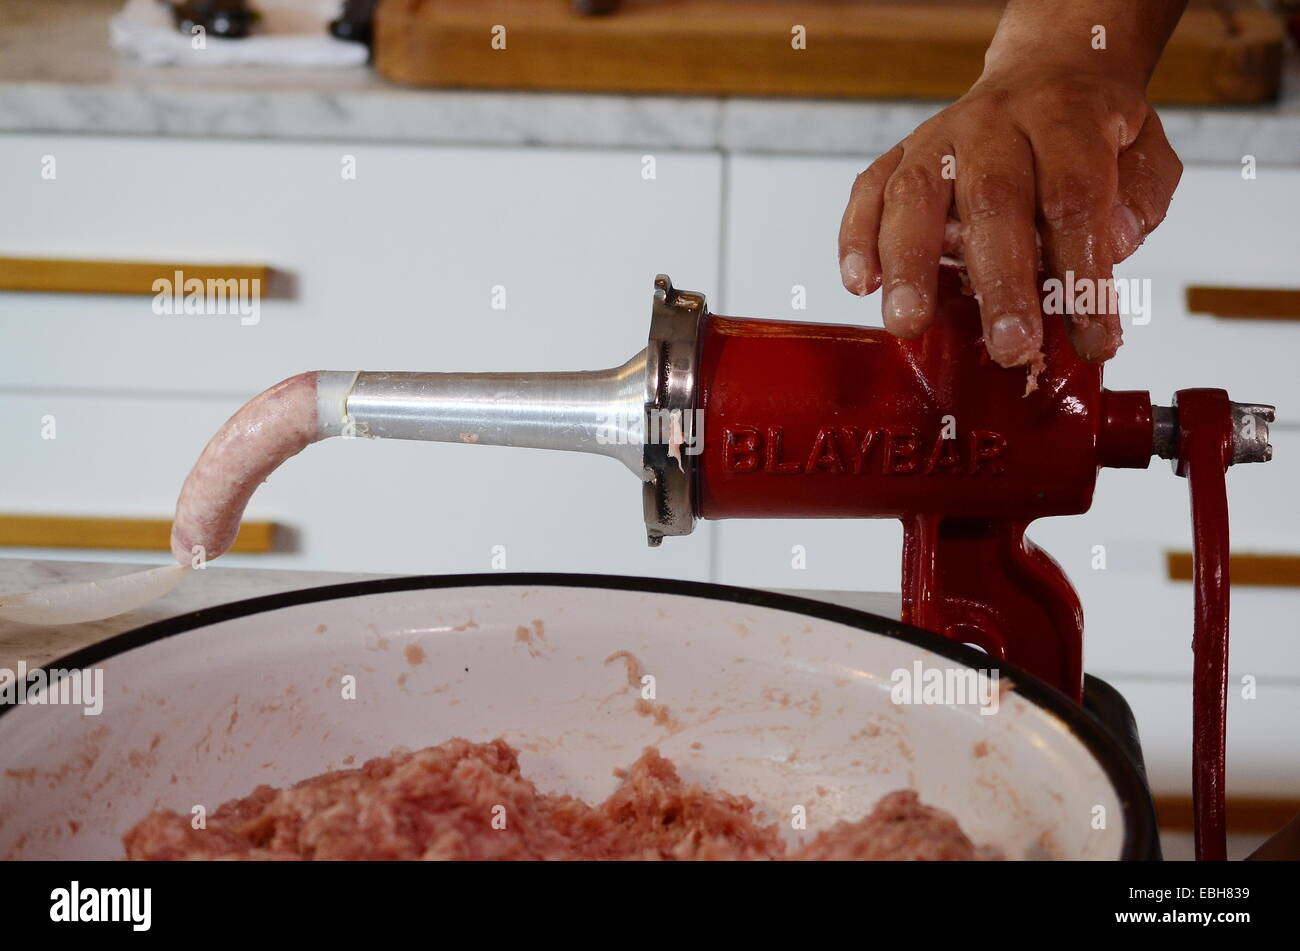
[341,265,1274,860]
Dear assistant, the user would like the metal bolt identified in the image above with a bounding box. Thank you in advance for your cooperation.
[1230,403,1275,465]
[1152,405,1178,460]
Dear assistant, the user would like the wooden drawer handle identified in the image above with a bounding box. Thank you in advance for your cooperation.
[1167,551,1300,587]
[1186,285,1300,321]
[0,256,270,296]
[0,514,275,554]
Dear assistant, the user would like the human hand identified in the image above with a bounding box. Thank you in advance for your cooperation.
[838,7,1184,368]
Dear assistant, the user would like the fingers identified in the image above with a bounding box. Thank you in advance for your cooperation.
[1112,110,1182,263]
[843,97,1178,369]
[1030,117,1123,362]
[876,151,954,337]
[839,147,902,296]
[952,133,1042,367]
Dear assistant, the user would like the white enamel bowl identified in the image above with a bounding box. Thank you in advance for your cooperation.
[0,574,1156,860]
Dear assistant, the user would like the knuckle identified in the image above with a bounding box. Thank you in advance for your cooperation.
[963,84,1013,115]
[1135,181,1176,230]
[901,121,949,154]
[880,238,936,274]
[884,164,942,206]
[1126,192,1162,231]
[1041,81,1109,121]
[1148,145,1183,197]
[851,167,883,199]
[983,86,1014,111]
[961,171,1026,223]
[854,148,902,191]
[1039,175,1108,230]
[1119,148,1180,229]
[970,268,1035,311]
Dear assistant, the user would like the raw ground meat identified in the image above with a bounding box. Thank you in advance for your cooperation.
[797,791,985,860]
[124,738,987,861]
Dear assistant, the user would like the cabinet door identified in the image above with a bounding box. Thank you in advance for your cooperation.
[1105,676,1300,799]
[0,135,723,578]
[716,153,904,594]
[0,391,712,578]
[0,134,721,391]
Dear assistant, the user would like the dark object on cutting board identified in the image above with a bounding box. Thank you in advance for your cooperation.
[572,0,620,13]
[331,0,380,46]
[164,0,259,39]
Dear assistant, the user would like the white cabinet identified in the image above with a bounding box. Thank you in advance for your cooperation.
[714,152,906,593]
[5,139,1293,617]
[1107,677,1300,798]
[0,134,723,579]
[0,390,705,578]
[1031,431,1300,680]
[0,134,721,390]
[1100,164,1300,416]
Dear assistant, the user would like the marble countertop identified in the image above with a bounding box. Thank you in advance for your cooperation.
[2,0,1298,163]
[0,557,900,672]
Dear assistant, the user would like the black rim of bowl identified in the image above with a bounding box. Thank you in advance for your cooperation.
[0,571,1159,861]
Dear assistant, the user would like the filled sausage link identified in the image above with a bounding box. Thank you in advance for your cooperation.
[170,371,324,565]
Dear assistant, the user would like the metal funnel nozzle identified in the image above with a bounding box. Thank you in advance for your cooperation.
[320,351,649,477]
[314,274,705,545]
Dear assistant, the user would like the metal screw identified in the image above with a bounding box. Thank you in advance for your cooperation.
[1230,402,1275,464]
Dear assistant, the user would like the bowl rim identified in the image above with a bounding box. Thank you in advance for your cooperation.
[0,571,1159,861]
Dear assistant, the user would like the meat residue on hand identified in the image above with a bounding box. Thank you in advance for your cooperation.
[123,737,991,861]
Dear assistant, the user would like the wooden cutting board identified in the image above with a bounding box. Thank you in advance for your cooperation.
[373,0,1282,104]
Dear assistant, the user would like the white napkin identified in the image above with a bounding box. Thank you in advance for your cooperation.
[110,0,369,69]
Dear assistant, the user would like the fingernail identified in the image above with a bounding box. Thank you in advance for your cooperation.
[1071,316,1122,363]
[841,252,868,295]
[988,314,1033,366]
[1111,204,1143,261]
[884,284,926,336]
